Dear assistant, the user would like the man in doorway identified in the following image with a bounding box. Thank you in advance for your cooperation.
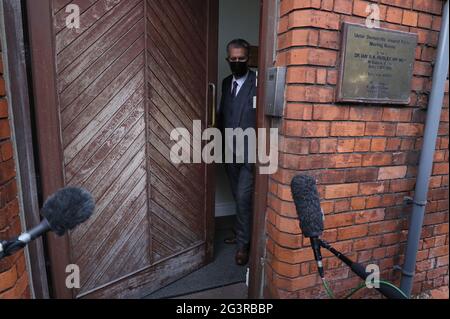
[218,39,257,266]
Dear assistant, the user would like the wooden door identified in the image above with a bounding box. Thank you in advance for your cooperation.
[27,0,217,298]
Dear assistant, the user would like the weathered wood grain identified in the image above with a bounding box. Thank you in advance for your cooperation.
[47,0,210,298]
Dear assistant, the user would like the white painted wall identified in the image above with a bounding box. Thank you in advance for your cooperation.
[217,0,260,99]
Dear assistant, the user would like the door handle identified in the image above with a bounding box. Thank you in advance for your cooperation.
[208,83,216,127]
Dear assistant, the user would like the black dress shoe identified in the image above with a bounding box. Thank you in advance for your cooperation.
[235,247,249,266]
[224,236,237,244]
[224,230,237,244]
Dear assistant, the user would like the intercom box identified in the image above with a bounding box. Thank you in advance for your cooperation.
[265,67,286,117]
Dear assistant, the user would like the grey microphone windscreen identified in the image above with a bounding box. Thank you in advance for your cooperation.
[41,187,95,236]
[290,175,324,238]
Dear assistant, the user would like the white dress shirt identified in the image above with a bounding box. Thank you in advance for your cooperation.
[231,71,249,97]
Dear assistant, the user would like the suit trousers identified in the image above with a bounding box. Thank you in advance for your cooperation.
[225,162,255,250]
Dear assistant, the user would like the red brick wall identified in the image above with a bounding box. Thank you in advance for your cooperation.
[266,0,448,298]
[0,40,30,299]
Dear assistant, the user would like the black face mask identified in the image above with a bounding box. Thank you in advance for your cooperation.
[229,61,248,78]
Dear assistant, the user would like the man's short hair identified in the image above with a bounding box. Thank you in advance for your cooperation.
[227,39,250,57]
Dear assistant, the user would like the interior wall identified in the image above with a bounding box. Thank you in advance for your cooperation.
[215,0,260,217]
[217,0,260,98]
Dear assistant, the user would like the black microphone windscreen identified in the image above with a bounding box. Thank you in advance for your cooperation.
[41,187,95,236]
[290,175,324,238]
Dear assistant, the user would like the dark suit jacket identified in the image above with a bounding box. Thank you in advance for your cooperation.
[218,70,257,163]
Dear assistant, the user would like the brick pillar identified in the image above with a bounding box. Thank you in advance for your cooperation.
[265,0,448,299]
[0,40,30,299]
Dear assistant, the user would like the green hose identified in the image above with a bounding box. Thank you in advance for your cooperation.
[344,280,409,299]
[321,278,335,299]
[344,282,368,299]
[321,279,409,299]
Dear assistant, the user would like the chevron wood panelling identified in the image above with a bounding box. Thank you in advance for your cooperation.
[51,0,209,297]
[146,0,208,262]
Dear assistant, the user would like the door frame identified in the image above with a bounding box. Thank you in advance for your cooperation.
[0,0,50,299]
[25,0,71,299]
[248,0,277,299]
[23,0,275,299]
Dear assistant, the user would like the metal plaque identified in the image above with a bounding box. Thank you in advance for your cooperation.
[337,23,418,104]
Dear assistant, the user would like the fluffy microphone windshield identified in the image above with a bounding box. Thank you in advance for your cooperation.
[41,187,95,236]
[290,175,324,238]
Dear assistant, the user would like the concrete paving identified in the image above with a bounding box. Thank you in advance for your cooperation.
[174,283,248,299]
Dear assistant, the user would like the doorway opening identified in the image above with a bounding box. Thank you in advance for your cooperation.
[145,0,261,299]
